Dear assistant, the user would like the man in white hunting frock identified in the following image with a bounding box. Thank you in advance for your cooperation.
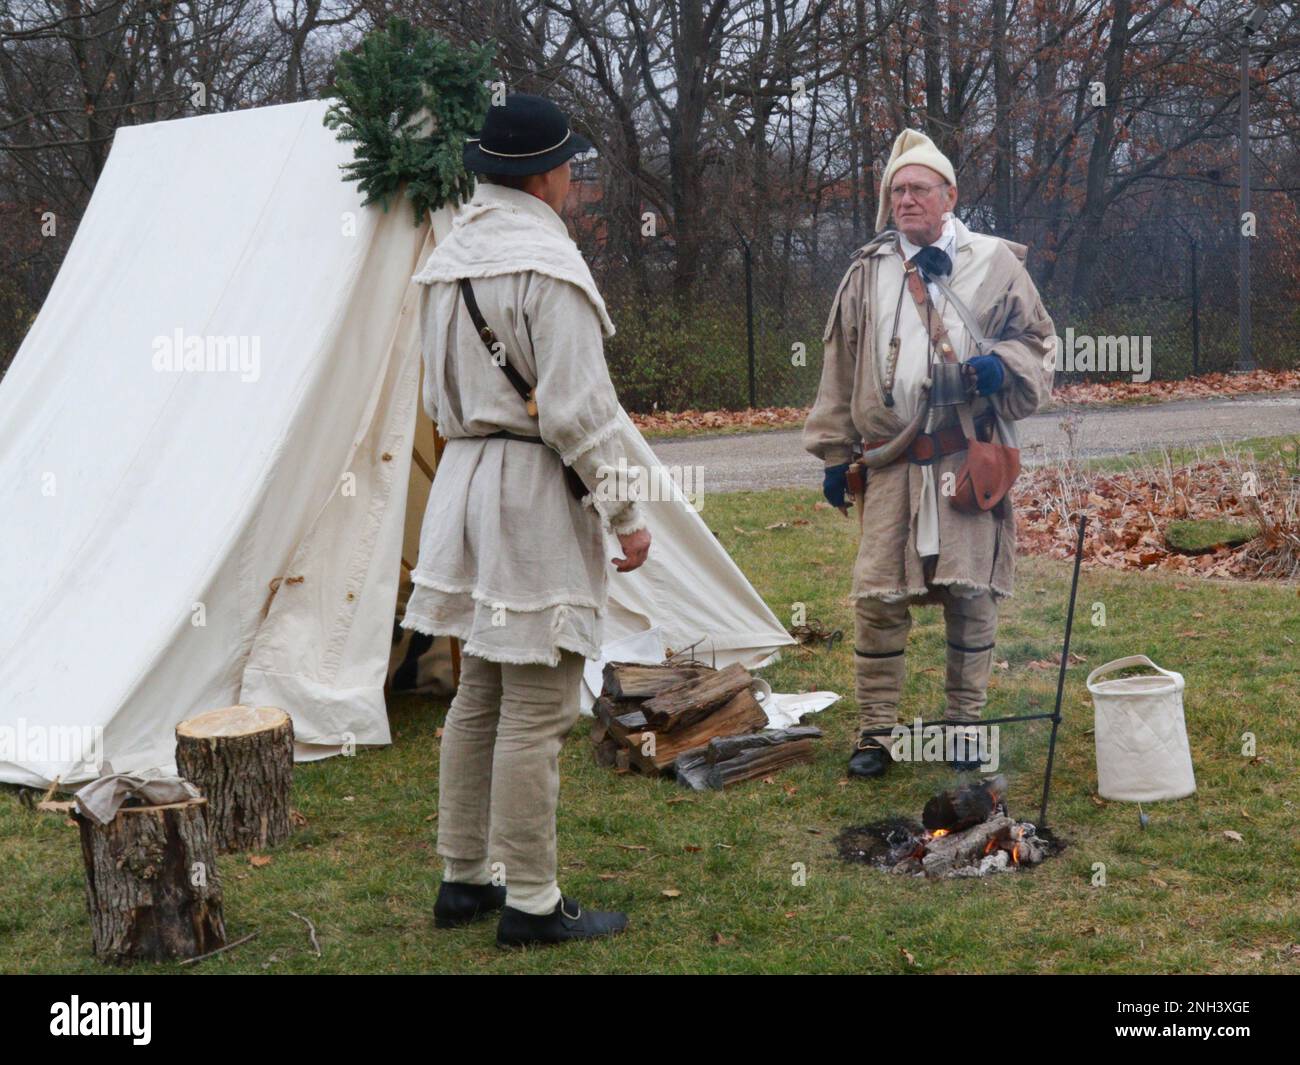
[402,94,651,946]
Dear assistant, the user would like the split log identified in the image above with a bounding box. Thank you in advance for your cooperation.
[920,815,1014,878]
[639,662,753,733]
[626,688,769,775]
[592,737,620,768]
[705,726,823,764]
[673,750,712,791]
[589,721,620,768]
[592,698,647,745]
[175,705,294,853]
[703,738,816,789]
[601,661,716,700]
[76,797,226,964]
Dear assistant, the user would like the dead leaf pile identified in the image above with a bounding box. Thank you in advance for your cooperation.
[1013,453,1300,581]
[1052,369,1300,408]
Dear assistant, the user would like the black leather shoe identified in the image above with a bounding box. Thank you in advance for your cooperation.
[847,735,892,779]
[496,896,628,948]
[434,880,507,929]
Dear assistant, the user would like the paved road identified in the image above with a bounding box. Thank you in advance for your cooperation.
[646,391,1300,494]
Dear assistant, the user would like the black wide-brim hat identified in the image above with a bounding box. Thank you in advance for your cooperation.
[463,92,594,177]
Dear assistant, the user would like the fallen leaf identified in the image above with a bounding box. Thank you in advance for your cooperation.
[683,844,702,853]
[1223,830,1244,843]
[615,843,649,852]
[711,932,733,946]
[661,888,682,899]
[249,854,272,867]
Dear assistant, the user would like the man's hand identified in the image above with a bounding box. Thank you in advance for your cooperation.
[612,527,651,572]
[823,462,851,517]
[962,354,1006,396]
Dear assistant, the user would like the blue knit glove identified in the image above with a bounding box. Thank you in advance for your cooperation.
[964,354,1006,396]
[823,463,850,510]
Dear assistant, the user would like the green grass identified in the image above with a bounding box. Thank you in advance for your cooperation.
[1087,434,1300,474]
[1165,519,1260,553]
[2,488,1297,973]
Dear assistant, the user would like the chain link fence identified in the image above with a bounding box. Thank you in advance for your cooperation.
[578,217,1300,412]
[586,236,842,414]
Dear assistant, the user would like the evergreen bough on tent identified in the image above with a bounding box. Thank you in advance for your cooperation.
[323,18,495,224]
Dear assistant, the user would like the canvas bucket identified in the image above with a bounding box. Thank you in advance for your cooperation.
[1087,655,1196,802]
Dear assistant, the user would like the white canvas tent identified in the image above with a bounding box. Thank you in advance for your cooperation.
[0,100,793,789]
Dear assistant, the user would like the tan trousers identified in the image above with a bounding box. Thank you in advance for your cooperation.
[437,650,585,915]
[854,577,998,738]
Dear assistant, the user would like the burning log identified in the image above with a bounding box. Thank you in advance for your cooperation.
[640,662,754,733]
[922,774,1007,833]
[918,815,1015,878]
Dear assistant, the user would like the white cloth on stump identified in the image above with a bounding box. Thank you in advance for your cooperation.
[401,182,645,666]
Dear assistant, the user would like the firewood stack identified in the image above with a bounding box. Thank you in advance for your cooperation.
[591,661,819,789]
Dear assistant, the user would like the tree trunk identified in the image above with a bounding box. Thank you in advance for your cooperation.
[992,0,1013,235]
[77,797,226,964]
[175,705,294,853]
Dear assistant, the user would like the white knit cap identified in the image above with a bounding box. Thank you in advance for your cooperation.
[876,129,957,233]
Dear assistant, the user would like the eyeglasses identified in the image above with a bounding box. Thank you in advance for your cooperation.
[890,181,949,200]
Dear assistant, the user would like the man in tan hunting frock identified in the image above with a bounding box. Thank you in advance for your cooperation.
[804,130,1055,779]
[402,94,650,945]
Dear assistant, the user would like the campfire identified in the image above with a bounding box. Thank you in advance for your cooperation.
[836,776,1061,879]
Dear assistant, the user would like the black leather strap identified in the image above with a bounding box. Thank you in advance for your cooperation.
[460,278,533,404]
[486,429,544,444]
[458,281,587,503]
[855,648,905,659]
[947,640,996,653]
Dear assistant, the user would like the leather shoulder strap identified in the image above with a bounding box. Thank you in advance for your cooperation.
[931,275,994,355]
[459,278,536,412]
[899,250,959,365]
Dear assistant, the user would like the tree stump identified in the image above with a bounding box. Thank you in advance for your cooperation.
[76,797,226,964]
[175,705,294,853]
